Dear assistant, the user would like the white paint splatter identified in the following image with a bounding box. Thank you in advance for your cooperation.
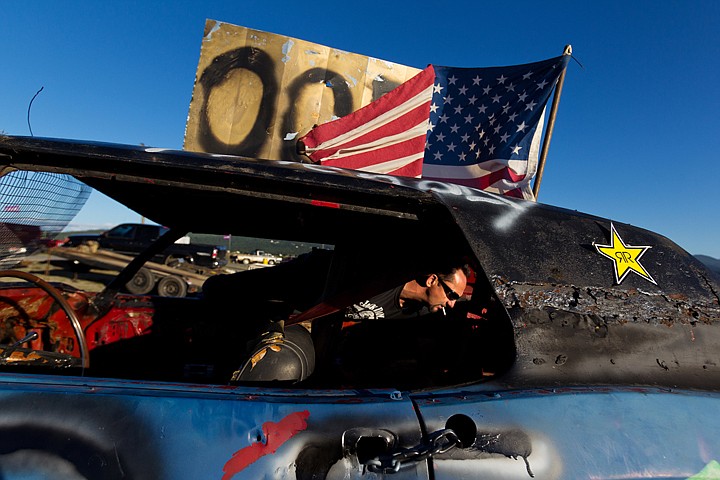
[205,21,222,40]
[283,132,299,141]
[282,39,295,63]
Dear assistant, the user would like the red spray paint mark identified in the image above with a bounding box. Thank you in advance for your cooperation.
[221,410,310,479]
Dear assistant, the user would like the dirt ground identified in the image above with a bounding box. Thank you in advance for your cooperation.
[0,253,115,292]
[1,252,249,294]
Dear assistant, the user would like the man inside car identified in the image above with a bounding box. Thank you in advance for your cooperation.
[343,266,469,320]
[202,250,470,384]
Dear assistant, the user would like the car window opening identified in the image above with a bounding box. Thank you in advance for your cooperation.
[1,233,514,389]
[0,208,515,391]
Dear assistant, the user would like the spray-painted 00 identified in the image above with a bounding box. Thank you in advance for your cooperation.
[0,135,719,479]
[183,20,420,163]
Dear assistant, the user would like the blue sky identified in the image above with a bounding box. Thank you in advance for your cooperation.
[2,1,719,257]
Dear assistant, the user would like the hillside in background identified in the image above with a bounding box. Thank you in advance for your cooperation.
[696,255,720,277]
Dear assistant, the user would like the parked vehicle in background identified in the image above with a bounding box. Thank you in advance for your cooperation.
[50,246,210,297]
[229,249,283,265]
[65,223,227,269]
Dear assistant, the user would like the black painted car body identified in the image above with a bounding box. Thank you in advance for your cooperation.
[0,135,719,479]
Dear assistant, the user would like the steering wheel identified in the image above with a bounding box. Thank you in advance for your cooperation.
[0,270,89,369]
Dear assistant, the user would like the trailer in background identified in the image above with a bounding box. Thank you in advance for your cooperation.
[49,247,212,297]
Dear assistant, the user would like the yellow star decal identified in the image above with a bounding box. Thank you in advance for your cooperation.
[594,223,656,285]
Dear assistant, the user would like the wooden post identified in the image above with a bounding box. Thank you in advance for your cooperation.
[532,45,572,200]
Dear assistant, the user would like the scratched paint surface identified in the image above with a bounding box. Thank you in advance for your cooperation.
[3,370,720,479]
[415,388,720,479]
[0,375,424,479]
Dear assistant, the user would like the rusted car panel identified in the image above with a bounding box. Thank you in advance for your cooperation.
[427,191,720,390]
[0,135,719,479]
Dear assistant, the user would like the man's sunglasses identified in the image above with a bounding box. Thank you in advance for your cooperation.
[437,276,462,301]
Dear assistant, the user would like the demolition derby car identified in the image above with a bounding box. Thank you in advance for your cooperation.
[0,135,719,479]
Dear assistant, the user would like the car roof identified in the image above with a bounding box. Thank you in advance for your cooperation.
[1,135,715,293]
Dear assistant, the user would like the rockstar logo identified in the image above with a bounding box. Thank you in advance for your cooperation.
[594,223,656,285]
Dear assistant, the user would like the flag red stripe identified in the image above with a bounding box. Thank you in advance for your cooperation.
[503,188,525,198]
[423,175,527,198]
[385,159,425,177]
[424,166,527,190]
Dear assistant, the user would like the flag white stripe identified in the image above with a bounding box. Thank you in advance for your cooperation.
[525,105,546,181]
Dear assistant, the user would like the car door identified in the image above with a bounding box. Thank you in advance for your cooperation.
[412,386,720,479]
[0,373,429,480]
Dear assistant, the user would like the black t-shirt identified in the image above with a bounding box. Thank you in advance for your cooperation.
[345,285,430,320]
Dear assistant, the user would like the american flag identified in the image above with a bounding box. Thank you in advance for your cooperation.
[300,55,569,199]
[424,56,569,198]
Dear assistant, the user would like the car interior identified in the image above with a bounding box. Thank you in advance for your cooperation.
[0,220,516,392]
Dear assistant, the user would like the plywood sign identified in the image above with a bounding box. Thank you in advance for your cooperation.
[184,20,420,161]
